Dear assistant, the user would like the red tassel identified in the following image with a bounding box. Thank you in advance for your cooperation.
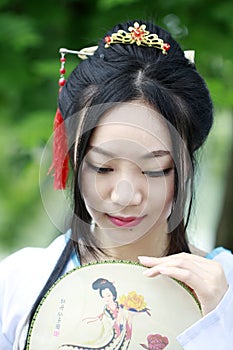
[48,107,69,189]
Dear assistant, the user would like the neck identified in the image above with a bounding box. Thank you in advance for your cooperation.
[92,223,169,263]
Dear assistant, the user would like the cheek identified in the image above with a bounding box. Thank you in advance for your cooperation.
[81,166,107,208]
[165,175,175,202]
[81,173,99,221]
[147,175,174,211]
[81,166,95,204]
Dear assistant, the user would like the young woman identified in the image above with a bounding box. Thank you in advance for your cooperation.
[0,20,232,349]
[72,278,132,349]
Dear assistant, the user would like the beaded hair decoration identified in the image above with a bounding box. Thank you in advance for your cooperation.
[104,22,170,54]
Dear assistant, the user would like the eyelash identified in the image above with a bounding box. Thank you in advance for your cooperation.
[142,168,173,177]
[86,162,113,174]
[87,162,173,177]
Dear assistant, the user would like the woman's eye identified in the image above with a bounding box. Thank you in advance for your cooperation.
[87,162,113,174]
[95,167,113,174]
[142,168,173,178]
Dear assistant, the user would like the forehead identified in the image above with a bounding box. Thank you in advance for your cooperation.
[102,288,111,294]
[89,102,172,152]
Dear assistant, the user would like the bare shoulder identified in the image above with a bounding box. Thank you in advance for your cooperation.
[189,243,207,257]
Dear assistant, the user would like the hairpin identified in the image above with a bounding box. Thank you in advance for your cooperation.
[59,47,195,63]
[184,50,195,64]
[104,22,170,54]
[58,46,99,87]
[59,46,98,60]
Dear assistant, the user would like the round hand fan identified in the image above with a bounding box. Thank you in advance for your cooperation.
[26,261,202,350]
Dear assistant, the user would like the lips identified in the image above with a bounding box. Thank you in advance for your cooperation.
[107,215,145,227]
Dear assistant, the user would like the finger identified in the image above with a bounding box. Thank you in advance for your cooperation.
[144,264,194,282]
[142,257,213,284]
[138,256,160,267]
[139,252,199,267]
[139,253,225,291]
[139,253,218,273]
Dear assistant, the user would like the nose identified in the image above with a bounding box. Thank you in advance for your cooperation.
[110,179,143,206]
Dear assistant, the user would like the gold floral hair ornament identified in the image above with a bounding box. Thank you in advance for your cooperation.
[104,22,171,54]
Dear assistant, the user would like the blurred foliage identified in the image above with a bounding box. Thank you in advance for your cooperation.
[0,0,232,257]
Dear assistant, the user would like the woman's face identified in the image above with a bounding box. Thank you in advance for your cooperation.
[81,102,175,247]
[101,288,114,304]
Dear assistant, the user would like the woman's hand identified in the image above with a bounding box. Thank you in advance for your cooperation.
[138,253,229,315]
[82,313,103,323]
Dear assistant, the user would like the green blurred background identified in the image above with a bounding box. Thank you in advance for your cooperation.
[0,0,232,260]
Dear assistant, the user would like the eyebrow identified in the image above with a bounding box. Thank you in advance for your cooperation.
[87,146,170,159]
[141,150,171,159]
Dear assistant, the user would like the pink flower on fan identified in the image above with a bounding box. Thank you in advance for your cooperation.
[140,333,169,350]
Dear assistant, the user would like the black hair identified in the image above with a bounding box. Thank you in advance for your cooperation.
[92,278,117,301]
[25,20,213,348]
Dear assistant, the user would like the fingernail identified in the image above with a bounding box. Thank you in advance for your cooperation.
[143,269,152,277]
[138,256,151,263]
